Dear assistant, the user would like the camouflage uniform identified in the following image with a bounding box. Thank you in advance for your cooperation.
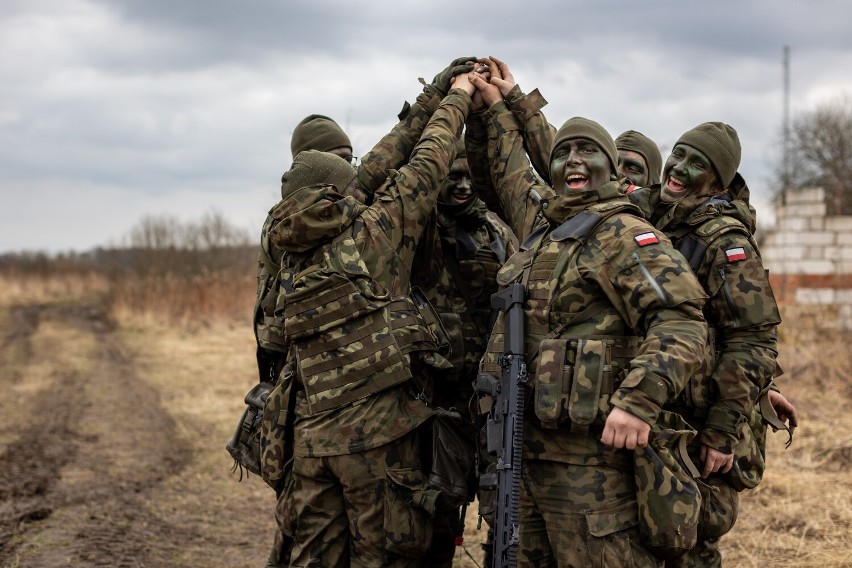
[261,87,473,568]
[629,174,782,568]
[254,102,441,568]
[411,139,517,567]
[478,101,709,568]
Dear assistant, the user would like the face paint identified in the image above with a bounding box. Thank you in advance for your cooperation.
[661,144,721,203]
[441,158,474,205]
[549,138,612,194]
[618,149,650,186]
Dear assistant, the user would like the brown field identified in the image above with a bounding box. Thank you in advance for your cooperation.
[0,268,850,567]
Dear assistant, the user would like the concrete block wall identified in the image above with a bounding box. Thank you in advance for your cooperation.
[762,187,852,329]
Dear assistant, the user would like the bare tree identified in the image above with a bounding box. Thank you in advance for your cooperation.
[782,94,852,214]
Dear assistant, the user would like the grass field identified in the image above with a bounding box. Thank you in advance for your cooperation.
[1,270,849,567]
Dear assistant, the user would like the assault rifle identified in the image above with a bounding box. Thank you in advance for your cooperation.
[478,282,527,568]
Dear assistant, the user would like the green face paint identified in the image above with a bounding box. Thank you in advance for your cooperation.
[661,144,720,203]
[550,138,612,194]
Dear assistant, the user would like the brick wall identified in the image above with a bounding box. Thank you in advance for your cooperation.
[762,187,852,328]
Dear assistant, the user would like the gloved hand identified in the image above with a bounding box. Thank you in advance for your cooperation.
[423,56,477,95]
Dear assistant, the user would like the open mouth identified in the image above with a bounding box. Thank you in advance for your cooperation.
[666,175,687,192]
[566,173,588,189]
[451,188,473,203]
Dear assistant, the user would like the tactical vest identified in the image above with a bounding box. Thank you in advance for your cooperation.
[438,220,507,379]
[276,235,442,416]
[481,203,642,431]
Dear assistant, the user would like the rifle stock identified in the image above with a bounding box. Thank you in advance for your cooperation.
[483,282,527,568]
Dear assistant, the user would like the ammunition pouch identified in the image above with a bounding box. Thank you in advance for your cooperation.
[533,336,640,431]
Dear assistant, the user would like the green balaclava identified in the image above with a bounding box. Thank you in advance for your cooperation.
[550,117,618,176]
[675,122,741,188]
[615,130,663,185]
[290,114,352,158]
[280,150,357,200]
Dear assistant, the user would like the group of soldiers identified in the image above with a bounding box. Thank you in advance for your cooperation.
[245,57,799,568]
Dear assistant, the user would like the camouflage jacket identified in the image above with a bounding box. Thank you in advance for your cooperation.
[629,179,782,453]
[480,100,709,466]
[264,88,472,457]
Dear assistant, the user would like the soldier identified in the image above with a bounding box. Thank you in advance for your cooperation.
[412,134,517,566]
[469,63,710,567]
[616,130,662,187]
[627,122,795,567]
[253,113,355,568]
[259,60,477,568]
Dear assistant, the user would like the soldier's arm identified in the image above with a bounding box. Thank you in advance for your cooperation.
[373,86,473,260]
[503,85,555,185]
[355,86,443,199]
[480,100,548,241]
[465,106,507,222]
[699,234,781,454]
[600,223,710,427]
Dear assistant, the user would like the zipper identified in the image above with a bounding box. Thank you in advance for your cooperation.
[718,267,740,327]
[631,252,671,304]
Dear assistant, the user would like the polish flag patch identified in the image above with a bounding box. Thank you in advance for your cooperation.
[726,247,748,262]
[634,232,659,247]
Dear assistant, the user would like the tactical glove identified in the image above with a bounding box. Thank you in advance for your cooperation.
[422,56,477,96]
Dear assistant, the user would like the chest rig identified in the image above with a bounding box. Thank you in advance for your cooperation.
[481,203,643,431]
[438,219,508,379]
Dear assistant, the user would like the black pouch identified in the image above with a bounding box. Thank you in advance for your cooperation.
[422,408,478,511]
[226,381,273,478]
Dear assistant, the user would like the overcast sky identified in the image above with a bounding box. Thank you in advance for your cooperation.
[3,0,852,253]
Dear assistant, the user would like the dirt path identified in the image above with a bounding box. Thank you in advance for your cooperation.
[0,302,194,567]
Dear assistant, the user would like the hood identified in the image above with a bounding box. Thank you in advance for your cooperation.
[267,184,367,253]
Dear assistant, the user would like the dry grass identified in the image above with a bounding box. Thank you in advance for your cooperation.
[107,270,256,329]
[0,271,110,307]
[722,309,852,568]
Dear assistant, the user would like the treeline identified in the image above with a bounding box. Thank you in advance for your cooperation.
[0,211,260,327]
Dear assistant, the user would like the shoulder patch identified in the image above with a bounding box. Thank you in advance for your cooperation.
[634,232,659,247]
[725,247,748,262]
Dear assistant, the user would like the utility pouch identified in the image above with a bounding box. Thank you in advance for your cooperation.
[533,338,572,428]
[568,339,607,433]
[260,368,297,490]
[633,410,702,560]
[423,408,478,511]
[226,381,274,480]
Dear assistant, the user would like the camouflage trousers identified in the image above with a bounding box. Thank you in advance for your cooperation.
[267,466,295,568]
[288,430,436,568]
[519,459,663,568]
[666,476,739,568]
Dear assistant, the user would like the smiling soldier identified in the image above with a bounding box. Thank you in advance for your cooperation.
[469,63,711,567]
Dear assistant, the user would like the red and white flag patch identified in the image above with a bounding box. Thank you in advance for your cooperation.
[726,247,748,262]
[634,232,659,247]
